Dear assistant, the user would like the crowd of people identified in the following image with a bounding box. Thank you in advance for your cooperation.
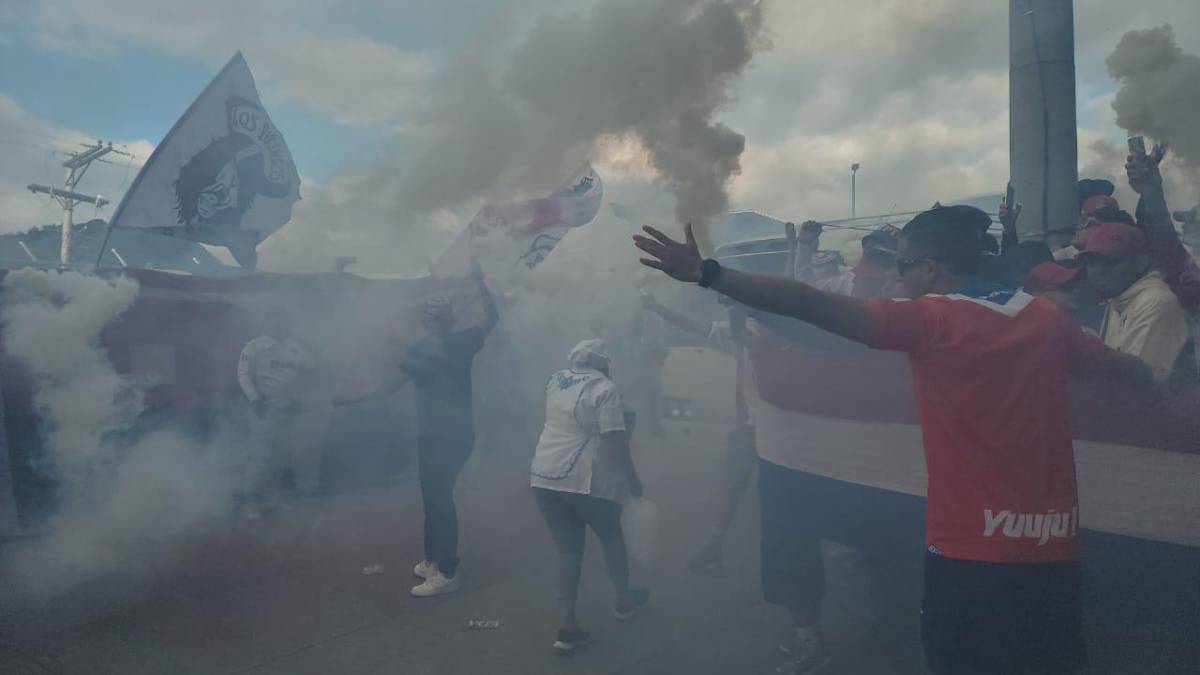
[633,144,1198,674]
[227,143,1199,675]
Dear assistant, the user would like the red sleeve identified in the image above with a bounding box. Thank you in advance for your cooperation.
[867,297,943,353]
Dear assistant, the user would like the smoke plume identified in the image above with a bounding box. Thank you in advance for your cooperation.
[1106,24,1200,202]
[404,0,764,224]
[267,0,767,273]
[1,270,232,597]
[2,270,141,482]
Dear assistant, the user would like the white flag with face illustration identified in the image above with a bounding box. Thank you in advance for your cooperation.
[108,52,300,269]
[431,165,603,284]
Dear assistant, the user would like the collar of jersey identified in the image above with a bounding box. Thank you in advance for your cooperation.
[952,280,1018,305]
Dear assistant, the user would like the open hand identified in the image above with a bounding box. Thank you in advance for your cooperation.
[634,224,703,283]
[1126,153,1163,196]
[798,220,823,244]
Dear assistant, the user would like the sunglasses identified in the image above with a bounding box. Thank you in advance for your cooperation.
[895,256,956,275]
[895,256,929,275]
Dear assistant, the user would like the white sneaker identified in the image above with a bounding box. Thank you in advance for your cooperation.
[411,571,460,598]
[413,560,437,579]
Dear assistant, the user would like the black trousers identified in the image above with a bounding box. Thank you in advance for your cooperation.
[533,488,630,601]
[923,552,1087,675]
[757,459,925,634]
[417,433,473,577]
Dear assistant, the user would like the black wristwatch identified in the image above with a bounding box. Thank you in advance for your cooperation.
[698,258,722,288]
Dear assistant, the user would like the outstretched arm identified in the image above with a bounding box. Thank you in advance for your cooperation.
[999,198,1021,254]
[333,371,409,407]
[634,224,874,345]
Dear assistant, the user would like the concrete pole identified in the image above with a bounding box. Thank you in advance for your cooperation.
[850,163,860,218]
[1009,0,1078,247]
[60,166,77,266]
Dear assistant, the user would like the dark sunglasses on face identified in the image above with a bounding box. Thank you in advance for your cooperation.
[895,256,928,275]
[896,256,955,275]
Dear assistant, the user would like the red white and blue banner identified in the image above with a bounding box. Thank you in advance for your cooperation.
[432,165,603,283]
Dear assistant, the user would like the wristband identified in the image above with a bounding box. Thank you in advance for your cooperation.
[698,259,722,288]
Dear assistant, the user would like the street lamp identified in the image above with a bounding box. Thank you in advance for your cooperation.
[850,163,861,218]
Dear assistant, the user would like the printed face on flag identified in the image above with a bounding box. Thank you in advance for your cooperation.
[109,53,300,266]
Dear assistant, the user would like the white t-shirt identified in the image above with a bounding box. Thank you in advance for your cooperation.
[814,270,857,296]
[238,336,310,402]
[530,368,628,501]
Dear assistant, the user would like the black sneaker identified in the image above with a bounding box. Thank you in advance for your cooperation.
[553,628,591,654]
[614,588,651,621]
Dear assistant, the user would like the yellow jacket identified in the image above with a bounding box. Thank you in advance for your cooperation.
[1101,271,1191,381]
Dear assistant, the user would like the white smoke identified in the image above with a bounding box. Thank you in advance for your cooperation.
[1106,24,1200,204]
[1,269,142,482]
[1,269,233,597]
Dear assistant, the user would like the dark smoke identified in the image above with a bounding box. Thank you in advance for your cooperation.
[398,0,766,240]
[1107,25,1200,191]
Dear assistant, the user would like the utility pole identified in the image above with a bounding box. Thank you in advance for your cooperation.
[850,163,860,218]
[28,140,128,266]
[1009,0,1077,246]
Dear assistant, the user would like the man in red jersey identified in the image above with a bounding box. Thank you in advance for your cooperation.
[634,205,1154,675]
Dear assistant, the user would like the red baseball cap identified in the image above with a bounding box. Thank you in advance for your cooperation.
[1083,222,1147,260]
[1025,262,1082,293]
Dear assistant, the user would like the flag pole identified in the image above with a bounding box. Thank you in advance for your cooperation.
[93,223,115,270]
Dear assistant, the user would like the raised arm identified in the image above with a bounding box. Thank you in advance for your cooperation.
[634,224,874,345]
[790,221,823,281]
[1127,151,1200,312]
[999,197,1021,254]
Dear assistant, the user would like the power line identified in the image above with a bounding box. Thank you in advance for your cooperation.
[27,140,122,265]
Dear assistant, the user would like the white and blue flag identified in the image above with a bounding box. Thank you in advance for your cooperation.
[107,52,300,269]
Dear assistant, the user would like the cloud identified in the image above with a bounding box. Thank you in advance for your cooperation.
[0,95,152,235]
[17,0,433,128]
[721,0,1200,223]
[7,0,1200,274]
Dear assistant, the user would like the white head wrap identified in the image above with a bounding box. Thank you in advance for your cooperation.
[568,338,610,371]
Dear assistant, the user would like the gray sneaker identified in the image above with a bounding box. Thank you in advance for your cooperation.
[777,632,831,674]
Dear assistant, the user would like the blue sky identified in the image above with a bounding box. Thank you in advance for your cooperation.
[1,0,1197,274]
[0,32,378,182]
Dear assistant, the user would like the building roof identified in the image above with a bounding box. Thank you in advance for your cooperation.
[0,219,243,276]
